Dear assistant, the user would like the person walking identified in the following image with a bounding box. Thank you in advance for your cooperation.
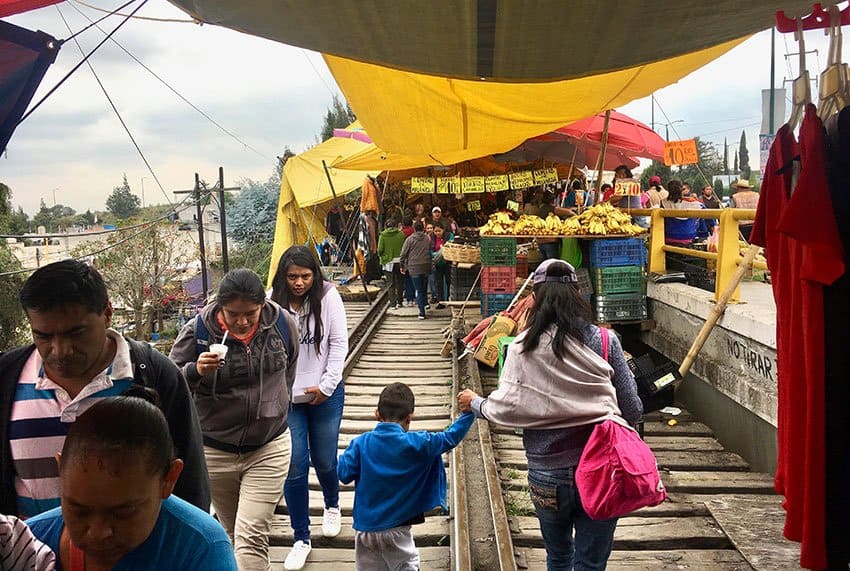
[170,268,298,571]
[377,217,406,309]
[270,246,349,571]
[458,259,642,571]
[400,221,433,320]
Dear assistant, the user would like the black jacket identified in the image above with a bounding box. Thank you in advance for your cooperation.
[0,340,211,516]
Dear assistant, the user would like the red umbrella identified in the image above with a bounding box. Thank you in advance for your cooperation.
[541,110,666,161]
[493,139,638,171]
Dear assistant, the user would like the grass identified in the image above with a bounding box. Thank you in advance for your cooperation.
[502,489,534,517]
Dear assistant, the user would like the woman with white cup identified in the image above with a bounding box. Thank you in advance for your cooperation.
[271,246,349,571]
[170,268,299,571]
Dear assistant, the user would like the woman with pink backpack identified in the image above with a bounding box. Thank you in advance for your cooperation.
[458,259,644,571]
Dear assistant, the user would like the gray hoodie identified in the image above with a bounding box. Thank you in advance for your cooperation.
[399,230,432,276]
[169,300,299,452]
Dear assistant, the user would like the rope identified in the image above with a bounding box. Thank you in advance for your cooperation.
[64,0,136,41]
[70,0,197,23]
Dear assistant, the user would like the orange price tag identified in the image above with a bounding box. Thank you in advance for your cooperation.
[663,139,699,166]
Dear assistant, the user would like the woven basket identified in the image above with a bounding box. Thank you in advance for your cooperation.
[442,242,481,264]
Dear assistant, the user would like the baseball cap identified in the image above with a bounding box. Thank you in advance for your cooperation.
[532,259,578,285]
[431,206,442,213]
[649,175,662,186]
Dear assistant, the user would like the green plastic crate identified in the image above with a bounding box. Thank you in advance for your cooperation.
[591,266,645,295]
[593,293,648,323]
[480,237,517,266]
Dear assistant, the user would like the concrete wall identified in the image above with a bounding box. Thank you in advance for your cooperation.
[642,281,779,472]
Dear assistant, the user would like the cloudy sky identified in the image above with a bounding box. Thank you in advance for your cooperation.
[2,1,848,216]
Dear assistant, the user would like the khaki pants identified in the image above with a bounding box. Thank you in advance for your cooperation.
[205,431,291,571]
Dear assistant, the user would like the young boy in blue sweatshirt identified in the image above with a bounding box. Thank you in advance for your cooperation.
[338,382,474,570]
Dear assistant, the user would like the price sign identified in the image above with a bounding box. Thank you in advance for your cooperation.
[509,170,534,189]
[467,200,481,211]
[663,139,699,166]
[506,200,520,212]
[614,179,641,196]
[461,176,485,193]
[533,168,558,184]
[409,177,435,193]
[485,174,509,192]
[436,176,460,194]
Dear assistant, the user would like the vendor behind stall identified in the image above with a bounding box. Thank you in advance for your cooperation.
[523,188,576,260]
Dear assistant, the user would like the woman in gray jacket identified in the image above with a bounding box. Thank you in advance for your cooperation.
[170,269,298,571]
[399,220,432,319]
[459,259,642,571]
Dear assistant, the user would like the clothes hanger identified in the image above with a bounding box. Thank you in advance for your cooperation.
[817,4,850,119]
[787,18,812,131]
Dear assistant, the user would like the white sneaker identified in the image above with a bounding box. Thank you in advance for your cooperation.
[322,506,342,537]
[284,540,311,570]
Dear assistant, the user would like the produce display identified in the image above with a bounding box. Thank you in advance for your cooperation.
[479,203,647,236]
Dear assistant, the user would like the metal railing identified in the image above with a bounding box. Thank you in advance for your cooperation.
[627,207,767,303]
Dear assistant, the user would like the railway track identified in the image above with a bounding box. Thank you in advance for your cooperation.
[268,294,782,570]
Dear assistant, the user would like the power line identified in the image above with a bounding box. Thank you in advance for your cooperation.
[301,49,338,99]
[18,0,148,126]
[67,0,271,161]
[64,0,136,42]
[70,0,196,23]
[57,4,173,207]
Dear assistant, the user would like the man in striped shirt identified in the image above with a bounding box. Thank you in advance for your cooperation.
[0,260,210,519]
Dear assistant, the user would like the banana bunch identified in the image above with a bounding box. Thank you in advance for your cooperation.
[560,202,647,236]
[479,212,515,235]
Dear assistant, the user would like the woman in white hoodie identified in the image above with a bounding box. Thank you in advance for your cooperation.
[271,246,349,571]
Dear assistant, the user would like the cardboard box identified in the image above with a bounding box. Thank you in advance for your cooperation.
[474,315,517,367]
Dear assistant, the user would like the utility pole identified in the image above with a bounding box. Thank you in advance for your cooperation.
[175,171,240,301]
[218,167,230,273]
[141,176,147,209]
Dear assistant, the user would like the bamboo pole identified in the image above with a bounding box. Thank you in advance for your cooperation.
[677,244,760,379]
[593,110,612,205]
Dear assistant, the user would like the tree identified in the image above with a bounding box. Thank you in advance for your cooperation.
[723,137,729,175]
[639,161,672,188]
[734,150,739,174]
[227,168,282,246]
[0,183,28,349]
[74,223,195,340]
[105,174,141,219]
[317,95,356,142]
[739,131,751,180]
[676,138,724,190]
[713,178,725,198]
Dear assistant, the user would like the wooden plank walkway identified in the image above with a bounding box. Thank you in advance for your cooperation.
[269,308,454,569]
[478,366,799,571]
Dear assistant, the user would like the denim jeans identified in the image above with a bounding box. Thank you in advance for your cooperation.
[411,274,428,317]
[528,468,617,571]
[283,382,345,542]
[428,271,437,301]
[539,242,560,261]
[403,273,416,302]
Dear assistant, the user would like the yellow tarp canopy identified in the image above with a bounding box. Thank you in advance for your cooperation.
[269,132,377,284]
[327,37,746,170]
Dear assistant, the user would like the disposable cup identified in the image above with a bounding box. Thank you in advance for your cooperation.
[209,343,229,362]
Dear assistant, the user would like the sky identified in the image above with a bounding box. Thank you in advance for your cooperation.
[2,1,849,217]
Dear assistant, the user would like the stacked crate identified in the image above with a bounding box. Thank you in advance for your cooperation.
[480,237,517,317]
[588,238,648,323]
[450,264,481,301]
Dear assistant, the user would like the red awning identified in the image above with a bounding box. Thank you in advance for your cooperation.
[0,0,63,17]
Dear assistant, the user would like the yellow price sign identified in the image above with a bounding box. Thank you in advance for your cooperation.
[614,179,641,196]
[461,176,485,193]
[509,170,534,189]
[485,174,509,192]
[506,199,520,212]
[663,139,699,166]
[533,168,558,184]
[467,200,481,211]
[409,177,435,194]
[436,176,460,194]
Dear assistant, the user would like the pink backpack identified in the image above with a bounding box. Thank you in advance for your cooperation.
[575,328,667,520]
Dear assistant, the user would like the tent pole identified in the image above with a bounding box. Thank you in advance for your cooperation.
[593,110,612,205]
[565,145,579,211]
[322,160,372,303]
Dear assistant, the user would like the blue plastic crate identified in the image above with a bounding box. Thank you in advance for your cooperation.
[588,238,647,268]
[481,293,514,317]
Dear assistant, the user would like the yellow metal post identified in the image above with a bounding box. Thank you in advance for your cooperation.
[648,208,666,274]
[715,209,742,302]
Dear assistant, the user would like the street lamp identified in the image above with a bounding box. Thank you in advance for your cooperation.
[51,187,59,207]
[141,177,147,208]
